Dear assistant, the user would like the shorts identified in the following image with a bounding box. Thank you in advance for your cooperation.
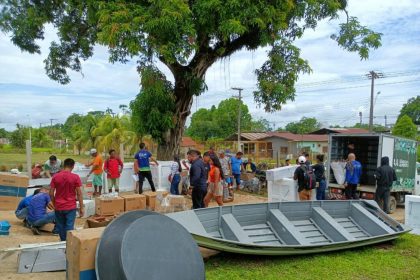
[107,178,120,191]
[208,182,223,196]
[92,174,103,186]
[233,173,241,186]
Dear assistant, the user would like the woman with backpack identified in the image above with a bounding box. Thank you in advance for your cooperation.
[313,154,326,200]
[168,155,182,195]
[204,154,224,207]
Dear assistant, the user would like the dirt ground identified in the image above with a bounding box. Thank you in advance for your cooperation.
[0,194,405,280]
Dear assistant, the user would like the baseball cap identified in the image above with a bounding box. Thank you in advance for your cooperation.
[90,148,97,155]
[298,156,306,164]
[218,150,225,154]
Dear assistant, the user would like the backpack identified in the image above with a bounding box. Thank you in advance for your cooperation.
[301,165,317,190]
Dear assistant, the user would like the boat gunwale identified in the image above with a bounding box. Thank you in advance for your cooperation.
[167,200,410,251]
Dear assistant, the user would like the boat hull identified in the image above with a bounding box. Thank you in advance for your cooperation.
[167,200,410,256]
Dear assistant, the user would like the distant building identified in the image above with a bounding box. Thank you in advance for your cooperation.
[0,138,10,145]
[225,132,328,159]
[310,128,370,134]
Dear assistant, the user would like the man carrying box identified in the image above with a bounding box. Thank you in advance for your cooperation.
[50,158,84,241]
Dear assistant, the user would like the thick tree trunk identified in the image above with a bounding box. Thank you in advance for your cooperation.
[156,76,194,160]
[156,52,215,160]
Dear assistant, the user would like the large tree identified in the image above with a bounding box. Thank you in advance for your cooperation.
[398,96,420,125]
[0,0,381,159]
[392,115,417,140]
[285,117,321,134]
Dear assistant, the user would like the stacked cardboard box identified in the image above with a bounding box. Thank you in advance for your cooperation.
[0,172,29,210]
[95,197,124,216]
[145,192,157,210]
[120,194,146,211]
[66,227,104,280]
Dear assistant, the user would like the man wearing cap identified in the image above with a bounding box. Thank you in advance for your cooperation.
[86,148,104,196]
[294,156,312,201]
[50,158,84,241]
[27,186,56,235]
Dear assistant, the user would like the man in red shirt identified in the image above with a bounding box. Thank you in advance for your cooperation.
[104,149,124,193]
[49,158,84,241]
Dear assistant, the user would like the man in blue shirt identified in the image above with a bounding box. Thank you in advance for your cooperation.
[187,150,207,209]
[230,152,244,190]
[15,189,41,222]
[344,153,362,199]
[27,186,56,235]
[134,143,159,194]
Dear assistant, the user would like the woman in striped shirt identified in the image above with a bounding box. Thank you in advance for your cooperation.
[168,155,182,195]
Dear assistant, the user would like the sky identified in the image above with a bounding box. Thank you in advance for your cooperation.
[0,0,419,131]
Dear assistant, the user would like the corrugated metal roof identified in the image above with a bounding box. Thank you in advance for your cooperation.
[181,137,197,147]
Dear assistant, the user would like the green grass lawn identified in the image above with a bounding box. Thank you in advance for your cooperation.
[205,233,420,280]
[0,152,90,171]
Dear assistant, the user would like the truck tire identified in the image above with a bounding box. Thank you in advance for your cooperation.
[389,195,397,214]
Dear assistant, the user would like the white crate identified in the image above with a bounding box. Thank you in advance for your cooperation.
[405,195,420,235]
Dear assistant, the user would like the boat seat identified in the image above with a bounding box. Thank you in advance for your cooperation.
[221,214,253,243]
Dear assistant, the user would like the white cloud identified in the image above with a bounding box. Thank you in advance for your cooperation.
[1,1,420,131]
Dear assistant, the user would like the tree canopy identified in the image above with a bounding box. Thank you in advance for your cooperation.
[0,0,381,159]
[398,96,420,125]
[284,117,321,134]
[186,98,271,140]
[392,115,417,140]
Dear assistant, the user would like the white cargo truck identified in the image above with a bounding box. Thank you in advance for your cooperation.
[327,133,418,213]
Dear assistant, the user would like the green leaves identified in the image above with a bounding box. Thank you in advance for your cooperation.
[392,115,417,140]
[254,40,311,112]
[285,117,321,134]
[331,16,382,60]
[130,66,176,144]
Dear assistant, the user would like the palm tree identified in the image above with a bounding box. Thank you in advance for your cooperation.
[92,115,138,154]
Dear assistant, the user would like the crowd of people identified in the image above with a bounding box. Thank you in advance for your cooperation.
[17,143,397,240]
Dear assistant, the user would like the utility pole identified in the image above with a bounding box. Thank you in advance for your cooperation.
[232,87,243,152]
[50,118,58,128]
[359,112,362,125]
[384,115,387,128]
[366,71,383,132]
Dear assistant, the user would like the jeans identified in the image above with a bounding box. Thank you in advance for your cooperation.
[55,209,77,241]
[192,187,206,209]
[375,187,391,213]
[345,184,359,199]
[233,173,241,187]
[28,212,56,227]
[138,171,156,193]
[15,208,29,220]
[316,179,327,200]
[170,174,181,195]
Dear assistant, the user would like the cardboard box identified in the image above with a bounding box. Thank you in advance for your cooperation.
[0,172,29,187]
[87,216,114,228]
[120,194,146,211]
[0,172,29,210]
[0,196,22,211]
[145,192,157,210]
[66,227,105,280]
[95,197,124,216]
[240,173,255,181]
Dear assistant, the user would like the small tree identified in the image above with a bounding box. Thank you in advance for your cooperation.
[398,96,420,125]
[392,115,417,139]
[285,117,321,134]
